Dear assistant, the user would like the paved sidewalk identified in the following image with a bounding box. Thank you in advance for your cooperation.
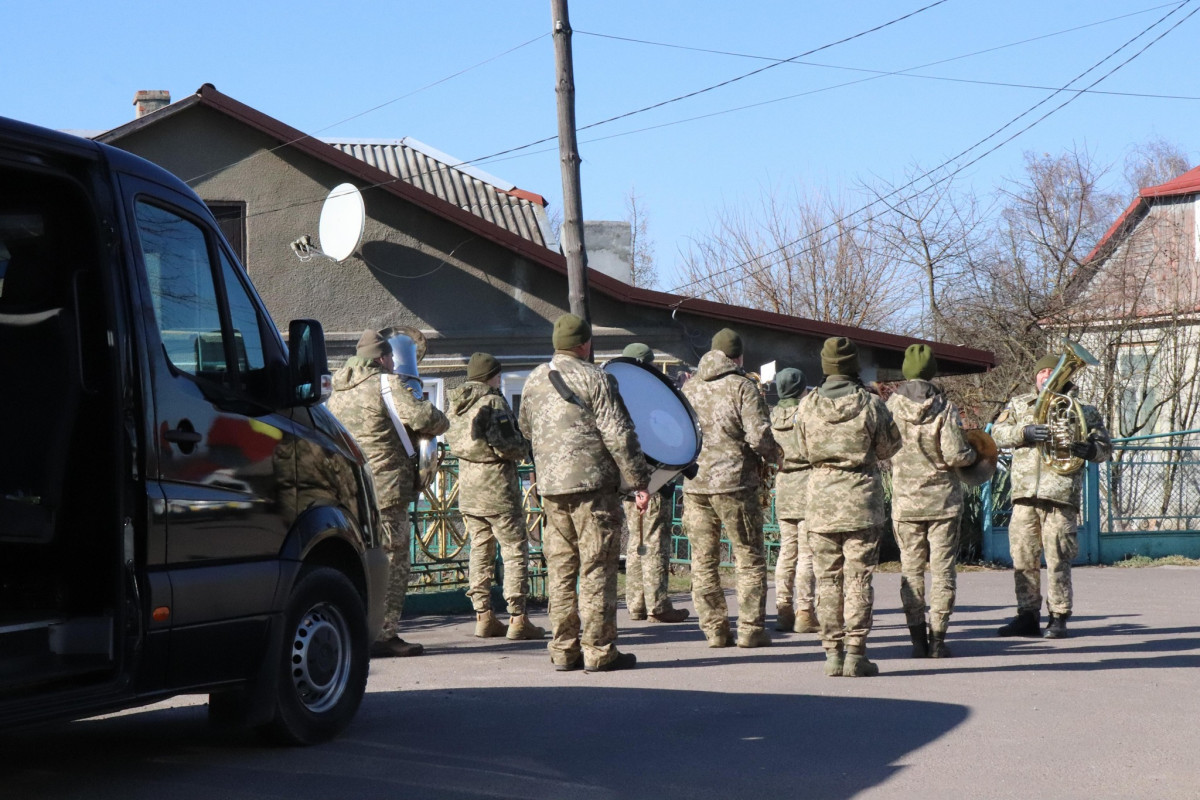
[5,567,1200,799]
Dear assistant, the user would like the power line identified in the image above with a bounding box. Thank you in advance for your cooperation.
[666,1,1199,300]
[183,32,549,186]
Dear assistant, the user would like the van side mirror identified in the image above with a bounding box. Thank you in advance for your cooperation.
[288,319,332,406]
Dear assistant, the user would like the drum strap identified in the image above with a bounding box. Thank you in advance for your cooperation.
[381,375,417,458]
[548,369,590,414]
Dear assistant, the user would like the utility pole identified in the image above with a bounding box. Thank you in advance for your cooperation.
[551,0,590,323]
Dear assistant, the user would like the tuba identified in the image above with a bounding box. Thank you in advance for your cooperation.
[385,326,443,491]
[1032,339,1098,476]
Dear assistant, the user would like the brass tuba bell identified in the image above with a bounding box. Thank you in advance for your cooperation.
[1032,339,1098,476]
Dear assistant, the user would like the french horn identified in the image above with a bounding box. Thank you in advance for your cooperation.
[1032,339,1098,476]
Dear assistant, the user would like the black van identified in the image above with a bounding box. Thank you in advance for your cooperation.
[0,116,387,744]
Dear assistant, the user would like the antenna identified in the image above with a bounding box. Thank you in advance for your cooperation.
[290,183,366,262]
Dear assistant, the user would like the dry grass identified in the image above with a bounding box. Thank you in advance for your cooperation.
[1110,554,1200,568]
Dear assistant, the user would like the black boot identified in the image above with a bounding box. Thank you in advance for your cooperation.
[997,610,1040,637]
[1043,612,1069,639]
[928,632,951,658]
[908,624,930,658]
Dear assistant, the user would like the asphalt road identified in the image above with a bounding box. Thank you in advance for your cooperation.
[4,567,1199,799]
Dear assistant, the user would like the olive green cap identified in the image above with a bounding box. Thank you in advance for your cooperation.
[356,328,390,359]
[1034,353,1061,375]
[711,328,743,358]
[467,352,501,383]
[902,344,937,381]
[776,367,806,399]
[622,342,655,365]
[552,313,592,350]
[820,336,859,376]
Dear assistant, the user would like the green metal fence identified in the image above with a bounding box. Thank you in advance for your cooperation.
[981,429,1200,565]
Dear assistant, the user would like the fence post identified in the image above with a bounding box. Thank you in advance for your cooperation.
[1080,460,1101,564]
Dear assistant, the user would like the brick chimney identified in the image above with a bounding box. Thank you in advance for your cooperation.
[133,90,171,118]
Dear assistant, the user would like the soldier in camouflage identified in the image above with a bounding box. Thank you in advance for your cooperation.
[991,353,1112,639]
[327,328,449,658]
[887,344,977,658]
[794,337,902,677]
[445,352,546,642]
[620,343,689,625]
[770,367,819,635]
[518,315,652,672]
[682,328,781,649]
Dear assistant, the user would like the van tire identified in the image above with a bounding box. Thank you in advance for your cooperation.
[261,566,369,745]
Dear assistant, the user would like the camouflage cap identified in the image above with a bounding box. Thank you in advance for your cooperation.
[902,344,938,381]
[776,367,806,399]
[356,328,390,359]
[821,336,859,376]
[467,352,502,383]
[622,342,655,365]
[711,328,743,358]
[552,313,592,349]
[1034,353,1060,375]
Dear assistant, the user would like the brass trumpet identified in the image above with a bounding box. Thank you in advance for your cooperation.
[1032,339,1098,476]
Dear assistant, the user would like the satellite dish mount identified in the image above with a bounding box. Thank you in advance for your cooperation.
[290,183,365,263]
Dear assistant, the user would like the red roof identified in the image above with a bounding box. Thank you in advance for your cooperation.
[1085,165,1200,264]
[99,83,994,374]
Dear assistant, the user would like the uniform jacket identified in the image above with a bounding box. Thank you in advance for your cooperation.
[887,380,977,521]
[518,351,651,498]
[991,391,1112,510]
[326,357,449,507]
[682,350,780,495]
[794,377,902,533]
[770,398,810,520]
[445,380,527,517]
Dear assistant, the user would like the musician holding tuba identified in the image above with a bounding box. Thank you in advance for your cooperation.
[326,328,449,658]
[991,346,1111,640]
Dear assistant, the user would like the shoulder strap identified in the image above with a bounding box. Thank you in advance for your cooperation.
[548,368,590,414]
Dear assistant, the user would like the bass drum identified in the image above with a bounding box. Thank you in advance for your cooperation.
[603,357,702,494]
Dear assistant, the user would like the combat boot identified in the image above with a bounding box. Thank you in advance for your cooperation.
[371,637,424,658]
[649,606,689,623]
[584,651,637,673]
[842,652,880,678]
[824,647,845,677]
[474,610,507,638]
[909,624,930,658]
[627,606,648,621]
[794,609,820,634]
[775,605,796,632]
[506,614,547,640]
[997,610,1041,637]
[737,629,772,648]
[1043,612,1070,639]
[928,632,952,658]
[706,624,732,648]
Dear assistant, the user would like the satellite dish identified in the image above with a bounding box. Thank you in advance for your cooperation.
[318,183,365,262]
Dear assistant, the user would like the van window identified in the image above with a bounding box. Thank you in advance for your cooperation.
[219,250,266,371]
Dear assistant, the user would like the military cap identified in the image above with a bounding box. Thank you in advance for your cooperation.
[1034,353,1061,375]
[776,367,806,399]
[902,344,938,381]
[622,342,655,365]
[821,336,860,376]
[356,328,390,359]
[467,352,502,383]
[711,328,743,358]
[552,313,592,350]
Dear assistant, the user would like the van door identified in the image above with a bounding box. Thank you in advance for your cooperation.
[120,175,297,682]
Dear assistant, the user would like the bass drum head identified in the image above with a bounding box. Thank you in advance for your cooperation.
[603,358,701,471]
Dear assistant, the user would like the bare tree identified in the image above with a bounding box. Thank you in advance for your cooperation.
[679,185,917,333]
[625,187,658,288]
[1123,136,1192,195]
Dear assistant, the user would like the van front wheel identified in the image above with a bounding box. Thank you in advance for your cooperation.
[262,566,368,745]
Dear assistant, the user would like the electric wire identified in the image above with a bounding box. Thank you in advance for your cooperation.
[665,0,1199,300]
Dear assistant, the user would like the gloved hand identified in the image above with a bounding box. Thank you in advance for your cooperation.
[1071,439,1098,460]
[1023,424,1051,444]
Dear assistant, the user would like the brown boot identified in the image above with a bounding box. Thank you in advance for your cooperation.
[474,610,507,638]
[649,607,689,623]
[737,629,772,648]
[775,605,796,632]
[506,614,547,640]
[371,637,424,658]
[793,608,820,634]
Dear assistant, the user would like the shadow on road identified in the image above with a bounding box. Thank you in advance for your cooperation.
[1,687,968,800]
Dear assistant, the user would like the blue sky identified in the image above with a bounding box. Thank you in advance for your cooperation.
[5,1,1199,290]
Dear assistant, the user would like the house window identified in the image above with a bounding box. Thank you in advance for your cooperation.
[207,202,246,266]
[501,370,531,421]
[1116,343,1159,436]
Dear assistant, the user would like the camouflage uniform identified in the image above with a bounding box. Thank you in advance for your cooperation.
[327,356,449,641]
[770,399,814,622]
[518,352,650,670]
[623,487,675,617]
[991,392,1111,616]
[682,350,780,643]
[794,378,901,656]
[444,380,532,615]
[887,380,976,636]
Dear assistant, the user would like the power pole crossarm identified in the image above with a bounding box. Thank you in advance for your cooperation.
[551,0,591,323]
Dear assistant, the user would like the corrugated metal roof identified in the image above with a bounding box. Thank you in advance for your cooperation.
[323,137,556,250]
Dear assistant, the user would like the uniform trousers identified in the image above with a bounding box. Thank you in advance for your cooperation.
[464,511,530,616]
[895,516,960,634]
[810,526,880,655]
[775,517,814,614]
[683,488,766,638]
[623,492,673,616]
[1010,498,1079,615]
[542,489,624,669]
[379,503,412,641]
